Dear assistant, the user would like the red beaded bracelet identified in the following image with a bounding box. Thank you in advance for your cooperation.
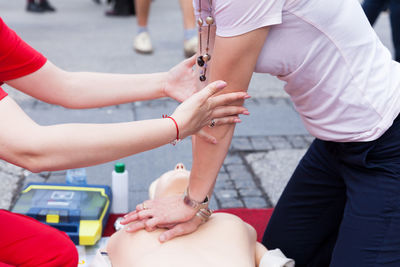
[162,115,180,145]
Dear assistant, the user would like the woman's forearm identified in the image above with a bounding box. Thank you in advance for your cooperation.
[63,71,168,108]
[7,61,169,109]
[1,80,245,173]
[188,124,234,201]
[26,118,176,172]
[187,27,270,202]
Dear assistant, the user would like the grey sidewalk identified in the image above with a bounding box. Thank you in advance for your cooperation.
[0,0,395,211]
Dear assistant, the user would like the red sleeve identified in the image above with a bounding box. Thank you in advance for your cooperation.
[0,86,7,101]
[0,17,47,84]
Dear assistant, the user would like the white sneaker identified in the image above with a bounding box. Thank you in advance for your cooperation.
[183,36,198,58]
[133,31,153,54]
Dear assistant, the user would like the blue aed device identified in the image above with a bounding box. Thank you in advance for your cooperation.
[12,183,112,246]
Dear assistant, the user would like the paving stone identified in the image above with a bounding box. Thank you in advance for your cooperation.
[246,150,307,206]
[267,136,292,149]
[226,164,248,173]
[214,173,235,190]
[214,179,235,190]
[24,106,134,125]
[0,172,20,210]
[243,197,269,209]
[217,172,230,181]
[233,178,257,189]
[223,153,243,165]
[234,98,308,137]
[230,137,253,151]
[248,73,288,98]
[0,160,24,176]
[136,99,179,121]
[216,189,238,199]
[250,136,273,151]
[219,165,227,173]
[287,135,310,149]
[116,103,134,110]
[218,198,244,209]
[227,165,253,182]
[303,135,316,144]
[23,172,47,189]
[239,188,263,197]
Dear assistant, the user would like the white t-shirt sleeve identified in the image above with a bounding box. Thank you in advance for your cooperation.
[213,0,285,37]
[259,249,295,267]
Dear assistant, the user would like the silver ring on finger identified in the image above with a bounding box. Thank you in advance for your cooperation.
[208,119,216,128]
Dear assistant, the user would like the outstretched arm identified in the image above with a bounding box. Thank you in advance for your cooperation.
[0,81,248,173]
[5,56,197,109]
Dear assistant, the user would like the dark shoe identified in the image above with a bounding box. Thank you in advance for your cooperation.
[26,2,45,12]
[105,8,131,16]
[105,0,135,16]
[40,0,56,12]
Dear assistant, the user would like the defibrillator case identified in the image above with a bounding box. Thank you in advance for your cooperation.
[12,183,112,246]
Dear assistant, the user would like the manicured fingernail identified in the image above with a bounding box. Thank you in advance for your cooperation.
[244,95,251,99]
[243,111,250,115]
[212,139,218,144]
[160,235,166,242]
[216,81,227,89]
[234,119,242,123]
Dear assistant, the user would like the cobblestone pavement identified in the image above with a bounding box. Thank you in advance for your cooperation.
[0,0,394,211]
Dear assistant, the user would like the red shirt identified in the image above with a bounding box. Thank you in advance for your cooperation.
[0,17,47,101]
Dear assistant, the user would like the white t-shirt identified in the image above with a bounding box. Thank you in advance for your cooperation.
[194,0,400,142]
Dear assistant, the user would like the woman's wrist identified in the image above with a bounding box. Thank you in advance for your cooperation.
[183,187,209,209]
[160,71,170,99]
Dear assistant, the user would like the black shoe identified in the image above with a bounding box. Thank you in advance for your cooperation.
[26,2,45,12]
[39,0,56,12]
[105,8,131,16]
[105,0,135,17]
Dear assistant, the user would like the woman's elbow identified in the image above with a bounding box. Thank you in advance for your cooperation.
[4,139,52,173]
[15,151,49,173]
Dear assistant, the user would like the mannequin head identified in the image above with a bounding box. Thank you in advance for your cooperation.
[148,163,190,199]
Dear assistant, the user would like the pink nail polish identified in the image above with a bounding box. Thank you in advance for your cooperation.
[216,81,227,89]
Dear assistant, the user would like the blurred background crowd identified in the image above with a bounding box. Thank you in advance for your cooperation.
[23,0,399,63]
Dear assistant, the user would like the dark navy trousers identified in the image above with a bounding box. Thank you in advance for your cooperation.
[263,116,400,266]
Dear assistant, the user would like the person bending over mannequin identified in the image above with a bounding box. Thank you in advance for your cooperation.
[0,18,249,267]
[122,0,400,266]
[90,163,294,267]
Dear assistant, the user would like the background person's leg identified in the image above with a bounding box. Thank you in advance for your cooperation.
[133,0,153,53]
[389,0,400,62]
[263,139,346,267]
[362,0,388,25]
[178,0,197,57]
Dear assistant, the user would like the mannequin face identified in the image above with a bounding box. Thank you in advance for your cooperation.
[150,164,191,199]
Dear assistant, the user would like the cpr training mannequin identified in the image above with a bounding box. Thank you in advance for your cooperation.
[90,164,294,267]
